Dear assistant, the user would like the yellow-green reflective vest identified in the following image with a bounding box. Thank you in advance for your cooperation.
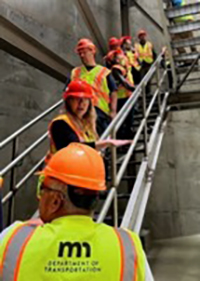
[0,216,146,281]
[112,64,134,99]
[71,65,111,115]
[126,51,141,71]
[135,42,154,64]
[174,0,194,23]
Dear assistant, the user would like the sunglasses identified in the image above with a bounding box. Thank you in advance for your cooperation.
[37,175,66,200]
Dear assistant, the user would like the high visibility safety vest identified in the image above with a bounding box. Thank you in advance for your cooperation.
[135,42,154,65]
[71,65,111,115]
[173,0,194,23]
[47,114,96,159]
[112,64,134,99]
[126,50,141,71]
[0,216,146,281]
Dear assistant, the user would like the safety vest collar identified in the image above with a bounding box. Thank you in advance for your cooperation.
[51,215,95,228]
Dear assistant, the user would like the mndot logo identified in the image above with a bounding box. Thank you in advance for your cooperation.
[58,241,91,258]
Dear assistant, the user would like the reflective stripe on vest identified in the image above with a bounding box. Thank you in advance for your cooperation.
[71,65,111,115]
[135,42,153,64]
[115,228,138,281]
[1,223,38,281]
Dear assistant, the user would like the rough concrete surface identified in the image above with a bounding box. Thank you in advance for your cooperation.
[149,235,200,281]
[145,109,200,239]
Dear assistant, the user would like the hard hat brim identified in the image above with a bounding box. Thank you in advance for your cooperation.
[36,169,107,192]
[63,92,93,100]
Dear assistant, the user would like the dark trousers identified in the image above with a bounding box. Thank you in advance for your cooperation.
[95,107,111,137]
[141,63,152,95]
[132,67,141,85]
[117,98,134,139]
[167,64,173,89]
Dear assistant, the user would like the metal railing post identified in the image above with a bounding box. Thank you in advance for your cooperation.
[156,63,161,114]
[142,85,148,157]
[111,129,118,227]
[7,137,19,225]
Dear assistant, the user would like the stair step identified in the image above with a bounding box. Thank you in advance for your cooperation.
[117,194,131,199]
[134,113,158,120]
[169,20,200,34]
[166,3,200,20]
[174,52,199,62]
[176,65,200,74]
[107,175,136,182]
[172,36,200,49]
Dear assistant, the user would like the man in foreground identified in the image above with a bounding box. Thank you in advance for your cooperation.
[0,143,146,280]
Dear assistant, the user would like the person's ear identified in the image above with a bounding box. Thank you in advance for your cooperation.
[50,193,64,213]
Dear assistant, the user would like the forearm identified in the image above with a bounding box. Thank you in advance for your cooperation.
[110,91,117,117]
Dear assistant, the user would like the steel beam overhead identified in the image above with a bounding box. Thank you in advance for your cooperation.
[172,36,200,49]
[130,0,163,33]
[74,0,107,55]
[169,20,200,34]
[166,3,200,19]
[0,16,73,83]
[120,0,131,35]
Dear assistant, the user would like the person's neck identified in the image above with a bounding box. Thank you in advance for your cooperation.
[140,40,146,46]
[84,60,96,67]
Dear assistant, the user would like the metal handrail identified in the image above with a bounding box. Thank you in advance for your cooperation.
[0,94,63,226]
[97,51,167,224]
[0,99,63,149]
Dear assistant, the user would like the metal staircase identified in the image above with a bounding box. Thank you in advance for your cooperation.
[159,0,200,93]
[0,51,169,280]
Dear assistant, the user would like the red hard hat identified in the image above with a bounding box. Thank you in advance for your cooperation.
[137,29,147,37]
[75,38,96,53]
[38,143,106,191]
[120,36,132,45]
[109,37,120,47]
[105,49,124,62]
[63,80,94,100]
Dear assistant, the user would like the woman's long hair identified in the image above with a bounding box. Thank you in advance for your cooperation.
[64,98,99,139]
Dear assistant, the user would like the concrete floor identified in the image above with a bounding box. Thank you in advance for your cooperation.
[149,235,200,281]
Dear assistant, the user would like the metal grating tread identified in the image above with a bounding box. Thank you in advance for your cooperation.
[166,2,200,19]
[172,36,200,49]
[174,52,200,62]
[169,20,200,34]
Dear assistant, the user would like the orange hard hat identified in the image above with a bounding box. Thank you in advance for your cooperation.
[109,37,120,47]
[137,29,147,37]
[63,80,94,100]
[75,38,96,53]
[38,143,106,191]
[120,36,132,45]
[0,177,3,188]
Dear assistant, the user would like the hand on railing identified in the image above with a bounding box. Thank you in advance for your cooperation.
[96,139,132,150]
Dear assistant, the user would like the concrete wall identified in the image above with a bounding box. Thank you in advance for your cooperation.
[145,109,200,239]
